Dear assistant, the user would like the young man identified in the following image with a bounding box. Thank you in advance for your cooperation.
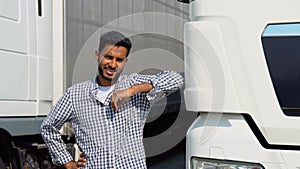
[41,31,184,169]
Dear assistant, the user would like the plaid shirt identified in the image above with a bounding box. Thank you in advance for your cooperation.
[41,71,183,169]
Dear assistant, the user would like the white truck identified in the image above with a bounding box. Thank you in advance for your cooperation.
[178,0,300,168]
[0,1,190,168]
[0,1,64,168]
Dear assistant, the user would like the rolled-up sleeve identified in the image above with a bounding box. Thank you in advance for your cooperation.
[130,70,184,103]
[41,89,74,166]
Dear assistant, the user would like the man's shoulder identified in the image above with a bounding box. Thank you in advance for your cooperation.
[67,80,96,93]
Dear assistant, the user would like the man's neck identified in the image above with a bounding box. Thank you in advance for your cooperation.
[97,75,117,87]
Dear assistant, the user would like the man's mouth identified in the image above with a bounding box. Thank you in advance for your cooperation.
[104,67,116,76]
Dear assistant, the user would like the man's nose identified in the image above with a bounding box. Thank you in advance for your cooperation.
[108,59,117,68]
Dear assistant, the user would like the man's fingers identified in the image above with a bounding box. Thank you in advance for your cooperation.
[76,161,86,167]
[79,153,86,157]
[111,94,118,111]
[110,89,131,111]
[65,160,80,169]
[118,98,128,109]
[77,157,86,162]
[76,153,86,167]
[111,92,122,111]
[113,98,128,111]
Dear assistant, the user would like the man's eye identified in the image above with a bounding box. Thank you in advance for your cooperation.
[116,58,124,62]
[104,55,113,60]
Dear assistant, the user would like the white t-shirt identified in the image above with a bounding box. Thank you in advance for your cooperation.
[96,85,115,104]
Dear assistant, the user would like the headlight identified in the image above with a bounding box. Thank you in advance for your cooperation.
[191,157,264,169]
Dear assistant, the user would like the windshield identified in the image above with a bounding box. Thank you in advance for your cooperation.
[262,23,300,116]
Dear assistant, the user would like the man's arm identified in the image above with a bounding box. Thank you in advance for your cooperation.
[111,71,184,111]
[132,70,184,102]
[41,89,74,167]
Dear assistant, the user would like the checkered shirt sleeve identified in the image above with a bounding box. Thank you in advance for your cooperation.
[41,89,74,165]
[128,70,184,103]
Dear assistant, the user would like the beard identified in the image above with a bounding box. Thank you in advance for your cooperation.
[98,66,121,84]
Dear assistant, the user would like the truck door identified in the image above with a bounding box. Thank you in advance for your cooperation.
[0,0,53,117]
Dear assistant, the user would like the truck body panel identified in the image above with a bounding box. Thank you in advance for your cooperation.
[183,0,300,168]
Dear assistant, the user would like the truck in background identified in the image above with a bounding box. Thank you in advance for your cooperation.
[178,0,300,168]
[0,1,194,168]
[0,0,60,168]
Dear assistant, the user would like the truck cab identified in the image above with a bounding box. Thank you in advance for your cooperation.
[0,1,63,168]
[180,0,300,168]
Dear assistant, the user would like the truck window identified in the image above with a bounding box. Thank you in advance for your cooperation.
[262,23,300,116]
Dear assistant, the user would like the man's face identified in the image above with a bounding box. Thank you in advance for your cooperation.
[95,44,128,86]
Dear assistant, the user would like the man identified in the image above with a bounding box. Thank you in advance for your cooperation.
[41,31,184,169]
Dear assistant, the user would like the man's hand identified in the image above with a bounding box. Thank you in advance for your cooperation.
[111,89,132,111]
[64,153,86,169]
[77,153,87,167]
[64,161,78,169]
[110,83,153,111]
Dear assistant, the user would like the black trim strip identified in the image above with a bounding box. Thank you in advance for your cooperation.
[243,113,300,151]
[38,0,42,16]
[177,0,190,4]
[0,115,47,119]
[283,108,300,116]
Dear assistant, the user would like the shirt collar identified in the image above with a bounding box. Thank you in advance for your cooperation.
[90,76,114,106]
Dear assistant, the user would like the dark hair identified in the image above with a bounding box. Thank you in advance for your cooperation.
[98,31,132,57]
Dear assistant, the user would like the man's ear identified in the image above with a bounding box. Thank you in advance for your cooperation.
[95,50,100,62]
